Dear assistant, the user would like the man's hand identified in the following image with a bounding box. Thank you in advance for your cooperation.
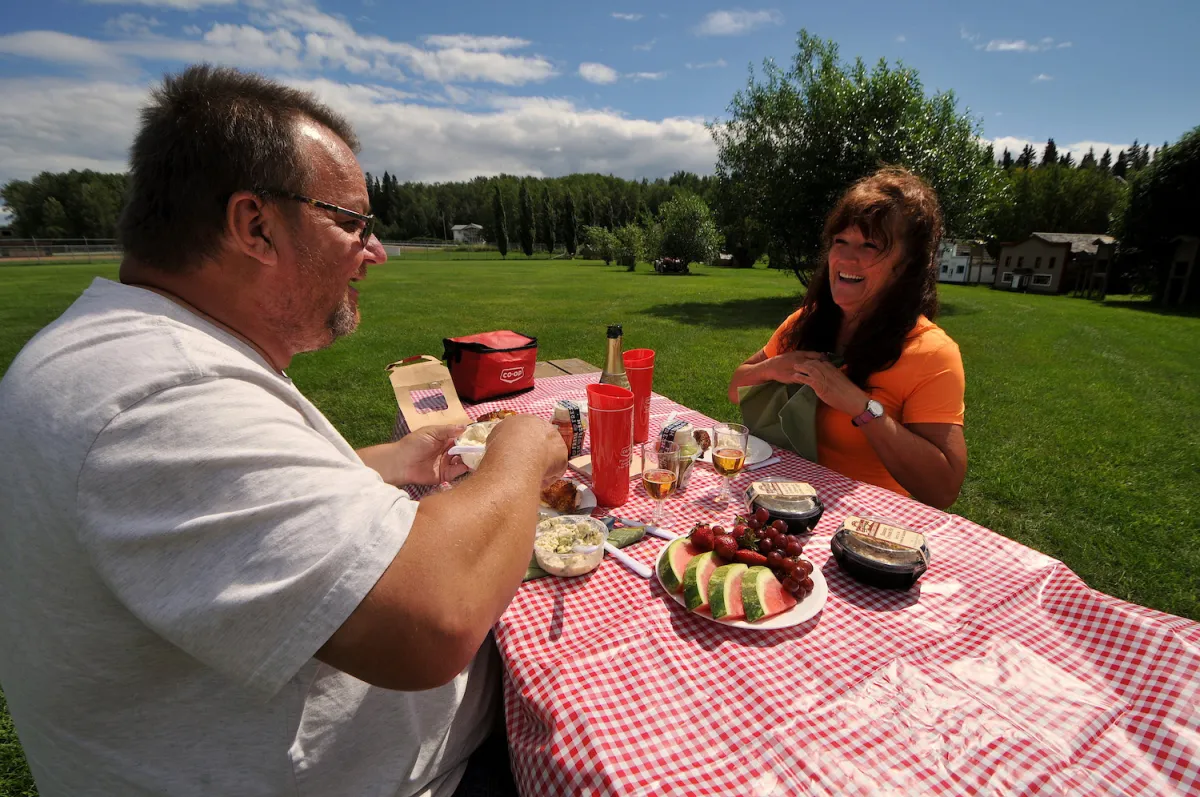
[357,425,469,487]
[484,414,567,487]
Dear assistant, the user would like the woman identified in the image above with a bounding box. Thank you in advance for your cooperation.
[728,167,966,508]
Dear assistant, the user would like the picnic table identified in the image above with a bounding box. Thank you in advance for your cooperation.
[420,372,1200,796]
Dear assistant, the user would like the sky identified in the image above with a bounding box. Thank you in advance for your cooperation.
[1,0,1198,199]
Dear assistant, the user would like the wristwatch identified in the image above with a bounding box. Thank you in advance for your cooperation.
[852,399,885,427]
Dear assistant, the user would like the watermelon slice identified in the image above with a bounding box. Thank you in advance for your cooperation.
[741,566,798,622]
[708,563,748,620]
[683,552,719,612]
[657,538,700,594]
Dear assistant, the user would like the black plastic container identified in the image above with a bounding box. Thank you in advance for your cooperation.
[830,516,930,590]
[743,477,825,535]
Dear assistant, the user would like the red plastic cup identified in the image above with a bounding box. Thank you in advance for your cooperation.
[586,383,635,507]
[623,348,655,444]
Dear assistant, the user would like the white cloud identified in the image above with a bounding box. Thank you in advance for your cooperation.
[85,0,237,7]
[633,38,656,51]
[986,136,1135,163]
[979,37,1070,53]
[104,13,163,37]
[182,24,201,35]
[611,12,643,21]
[895,34,906,43]
[0,31,129,70]
[422,34,530,51]
[1033,73,1053,82]
[579,62,619,84]
[686,59,727,69]
[694,9,783,36]
[0,75,718,190]
[627,71,665,81]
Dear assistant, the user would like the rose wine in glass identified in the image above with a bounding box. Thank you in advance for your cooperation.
[711,423,749,503]
[642,439,680,525]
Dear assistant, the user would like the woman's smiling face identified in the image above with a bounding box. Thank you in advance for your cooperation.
[827,225,904,317]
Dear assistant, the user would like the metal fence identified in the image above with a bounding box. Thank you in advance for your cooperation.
[0,238,122,263]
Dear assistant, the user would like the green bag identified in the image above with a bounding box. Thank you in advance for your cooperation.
[737,382,820,462]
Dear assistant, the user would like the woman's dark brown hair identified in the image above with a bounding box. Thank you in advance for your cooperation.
[118,64,359,273]
[781,167,942,388]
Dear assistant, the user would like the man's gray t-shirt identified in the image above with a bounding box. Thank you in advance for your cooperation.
[0,278,496,796]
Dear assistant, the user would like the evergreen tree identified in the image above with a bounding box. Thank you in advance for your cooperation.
[563,191,578,256]
[1113,150,1128,179]
[539,186,556,254]
[1099,148,1113,173]
[1001,148,1014,169]
[518,179,535,257]
[1079,148,1097,169]
[1059,152,1074,168]
[1041,138,1058,167]
[492,185,509,257]
[1127,140,1141,172]
[377,171,394,224]
[1017,144,1037,168]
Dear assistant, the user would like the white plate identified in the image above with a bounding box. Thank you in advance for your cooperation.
[654,543,828,630]
[698,432,773,467]
[538,481,597,518]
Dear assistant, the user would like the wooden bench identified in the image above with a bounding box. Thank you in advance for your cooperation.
[533,359,601,379]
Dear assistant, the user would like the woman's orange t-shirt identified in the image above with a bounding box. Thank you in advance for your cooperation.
[761,310,965,497]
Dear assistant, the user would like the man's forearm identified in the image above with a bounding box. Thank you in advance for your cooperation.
[356,442,404,485]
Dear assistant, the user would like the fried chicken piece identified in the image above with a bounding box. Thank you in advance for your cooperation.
[693,429,712,453]
[540,479,578,513]
[477,409,518,422]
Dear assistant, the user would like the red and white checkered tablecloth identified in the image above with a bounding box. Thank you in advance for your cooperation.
[403,374,1200,796]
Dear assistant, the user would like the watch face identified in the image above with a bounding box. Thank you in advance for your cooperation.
[867,400,884,418]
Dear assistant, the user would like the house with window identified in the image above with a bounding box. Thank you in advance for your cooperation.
[994,233,1117,295]
[937,240,996,285]
[451,223,484,245]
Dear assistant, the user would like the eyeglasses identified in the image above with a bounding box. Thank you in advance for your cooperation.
[263,191,376,245]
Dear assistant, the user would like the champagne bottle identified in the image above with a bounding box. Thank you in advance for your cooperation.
[599,324,631,390]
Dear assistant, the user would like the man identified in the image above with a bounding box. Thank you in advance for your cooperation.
[0,65,565,796]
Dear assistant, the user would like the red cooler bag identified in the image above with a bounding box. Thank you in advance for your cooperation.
[442,330,538,402]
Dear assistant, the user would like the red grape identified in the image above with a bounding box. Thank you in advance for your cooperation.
[800,577,814,592]
[746,517,762,531]
[753,507,770,525]
[800,559,814,576]
[782,577,802,596]
[758,538,773,553]
[771,519,788,533]
[766,551,784,569]
[781,558,800,575]
[711,525,724,537]
[784,537,804,557]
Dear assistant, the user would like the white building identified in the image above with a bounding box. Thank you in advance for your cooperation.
[451,223,484,245]
[937,241,972,283]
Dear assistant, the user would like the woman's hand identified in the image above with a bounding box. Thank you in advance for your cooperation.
[790,358,871,417]
[757,350,830,384]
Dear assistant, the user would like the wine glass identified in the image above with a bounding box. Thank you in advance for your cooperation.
[710,423,749,503]
[641,439,680,526]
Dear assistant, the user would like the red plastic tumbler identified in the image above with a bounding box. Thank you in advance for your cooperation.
[623,348,655,444]
[586,383,635,507]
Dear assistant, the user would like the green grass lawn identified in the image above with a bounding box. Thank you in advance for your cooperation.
[0,256,1197,794]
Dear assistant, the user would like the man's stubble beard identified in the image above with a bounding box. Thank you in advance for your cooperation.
[293,237,359,349]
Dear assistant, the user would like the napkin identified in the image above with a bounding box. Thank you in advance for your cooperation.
[524,521,647,581]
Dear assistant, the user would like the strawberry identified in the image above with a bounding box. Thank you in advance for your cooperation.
[734,550,768,567]
[737,527,762,552]
[713,534,738,561]
[690,526,714,552]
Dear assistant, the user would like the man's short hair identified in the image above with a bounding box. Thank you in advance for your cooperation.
[118,64,360,273]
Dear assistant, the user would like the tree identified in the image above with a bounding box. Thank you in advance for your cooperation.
[657,193,722,265]
[1115,126,1200,302]
[539,186,556,254]
[1079,148,1097,169]
[1099,149,1113,173]
[563,192,579,256]
[1113,150,1128,179]
[518,179,535,257]
[1058,152,1075,168]
[492,185,509,257]
[1017,144,1038,168]
[1041,138,1058,168]
[712,30,1003,280]
[41,197,68,238]
[613,223,644,270]
[580,225,617,264]
[1001,148,1014,169]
